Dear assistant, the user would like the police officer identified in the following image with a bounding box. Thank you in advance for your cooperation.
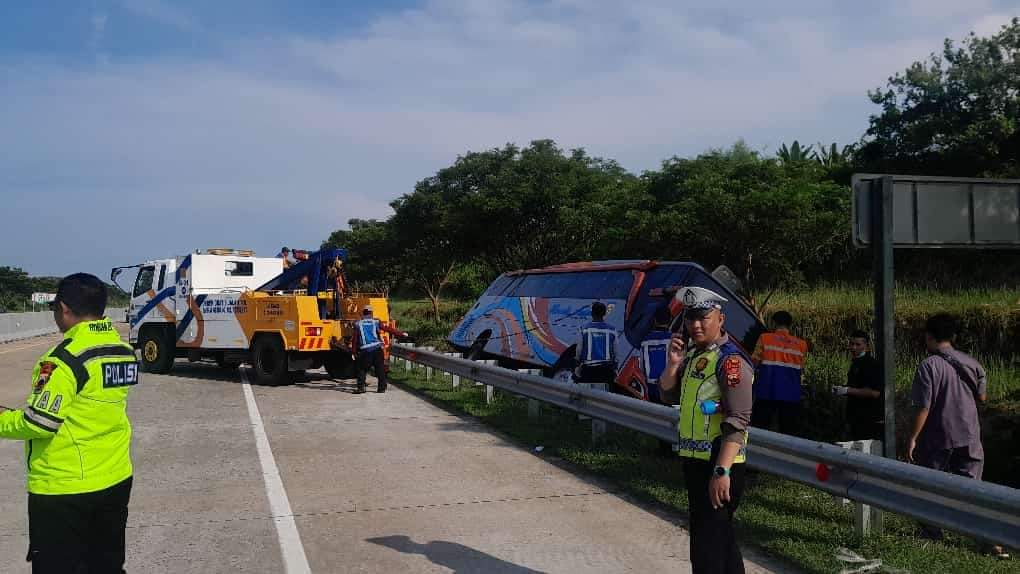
[354,305,407,394]
[660,287,753,574]
[573,301,618,386]
[0,273,137,573]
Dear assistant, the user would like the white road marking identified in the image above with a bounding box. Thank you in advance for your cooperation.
[240,368,312,574]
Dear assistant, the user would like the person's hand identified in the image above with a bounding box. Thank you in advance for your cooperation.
[709,474,731,509]
[831,385,849,396]
[906,437,917,463]
[667,335,685,367]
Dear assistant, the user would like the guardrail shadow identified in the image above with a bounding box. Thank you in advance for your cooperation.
[366,535,544,573]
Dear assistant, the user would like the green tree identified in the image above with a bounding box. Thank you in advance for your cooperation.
[389,179,468,320]
[440,140,637,272]
[639,143,850,295]
[776,140,815,164]
[322,219,401,295]
[0,266,33,311]
[858,18,1020,177]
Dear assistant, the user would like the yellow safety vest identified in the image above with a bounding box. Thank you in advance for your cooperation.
[677,346,747,464]
[0,318,136,494]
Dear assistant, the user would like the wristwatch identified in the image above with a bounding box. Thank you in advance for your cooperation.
[713,465,731,478]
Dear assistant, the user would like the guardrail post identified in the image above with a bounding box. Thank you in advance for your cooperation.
[520,369,543,418]
[422,347,435,380]
[837,439,884,537]
[403,345,414,371]
[450,355,461,387]
[578,383,609,443]
[442,353,458,382]
[476,360,497,403]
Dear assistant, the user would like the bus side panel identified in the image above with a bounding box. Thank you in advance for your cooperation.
[450,295,630,367]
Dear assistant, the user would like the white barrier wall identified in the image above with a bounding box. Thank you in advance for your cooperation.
[0,308,127,344]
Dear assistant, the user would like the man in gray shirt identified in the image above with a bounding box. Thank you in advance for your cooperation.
[908,313,998,551]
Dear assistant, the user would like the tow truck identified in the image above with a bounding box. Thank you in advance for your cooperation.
[112,248,396,386]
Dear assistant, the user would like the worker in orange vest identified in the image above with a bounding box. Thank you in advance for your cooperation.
[750,311,808,436]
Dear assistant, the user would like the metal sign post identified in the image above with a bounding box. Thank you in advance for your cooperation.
[871,177,896,459]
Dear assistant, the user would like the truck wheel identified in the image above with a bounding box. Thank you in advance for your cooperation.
[139,328,174,374]
[324,352,355,379]
[253,336,290,386]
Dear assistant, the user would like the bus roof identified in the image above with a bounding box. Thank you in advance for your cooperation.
[507,260,706,276]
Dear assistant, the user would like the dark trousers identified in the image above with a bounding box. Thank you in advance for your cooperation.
[683,459,746,574]
[916,445,984,540]
[28,476,132,574]
[576,363,615,386]
[356,348,387,392]
[750,400,800,436]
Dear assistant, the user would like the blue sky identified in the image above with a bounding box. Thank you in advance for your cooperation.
[2,0,1017,279]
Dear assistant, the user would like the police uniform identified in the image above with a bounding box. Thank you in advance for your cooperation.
[669,287,753,574]
[640,325,672,403]
[0,317,137,572]
[574,314,618,386]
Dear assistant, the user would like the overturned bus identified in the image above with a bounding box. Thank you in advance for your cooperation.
[448,261,765,403]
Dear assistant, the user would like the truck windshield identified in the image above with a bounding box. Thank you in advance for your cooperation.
[133,266,155,297]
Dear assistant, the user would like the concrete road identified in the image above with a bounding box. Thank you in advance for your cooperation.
[0,331,784,573]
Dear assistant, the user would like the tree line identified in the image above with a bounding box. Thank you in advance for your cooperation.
[322,20,1020,316]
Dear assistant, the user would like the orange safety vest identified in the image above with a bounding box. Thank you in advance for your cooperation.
[753,331,807,402]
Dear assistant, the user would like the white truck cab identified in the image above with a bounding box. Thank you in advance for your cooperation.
[121,250,282,347]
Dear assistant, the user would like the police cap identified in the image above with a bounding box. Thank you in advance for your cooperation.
[676,286,727,319]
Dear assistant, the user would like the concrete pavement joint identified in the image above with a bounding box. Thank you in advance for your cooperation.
[0,489,620,538]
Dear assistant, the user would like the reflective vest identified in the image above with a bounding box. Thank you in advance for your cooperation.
[640,329,672,382]
[0,318,136,495]
[677,342,748,464]
[753,331,807,402]
[578,321,617,366]
[357,318,383,351]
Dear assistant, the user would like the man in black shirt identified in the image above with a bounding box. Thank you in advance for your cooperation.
[832,330,883,440]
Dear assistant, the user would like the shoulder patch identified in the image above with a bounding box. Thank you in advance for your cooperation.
[723,355,742,387]
[34,362,58,392]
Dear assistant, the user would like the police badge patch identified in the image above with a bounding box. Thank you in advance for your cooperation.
[34,362,57,393]
[723,356,742,387]
[694,357,709,373]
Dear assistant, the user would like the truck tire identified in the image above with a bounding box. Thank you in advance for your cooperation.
[252,336,290,386]
[324,352,355,379]
[139,327,174,374]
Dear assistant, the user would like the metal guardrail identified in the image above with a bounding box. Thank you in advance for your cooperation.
[391,343,1020,548]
